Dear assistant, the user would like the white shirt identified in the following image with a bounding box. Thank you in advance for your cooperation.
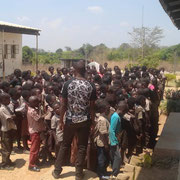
[0,104,17,132]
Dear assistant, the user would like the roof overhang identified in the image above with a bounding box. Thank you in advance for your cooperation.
[160,0,180,29]
[0,21,41,35]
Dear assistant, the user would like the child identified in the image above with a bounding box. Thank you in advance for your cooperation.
[8,88,22,149]
[51,102,63,158]
[27,96,45,172]
[93,99,110,180]
[0,93,17,170]
[135,95,146,155]
[15,90,31,153]
[38,94,56,164]
[109,101,128,178]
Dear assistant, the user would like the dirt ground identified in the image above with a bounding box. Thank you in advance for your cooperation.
[1,114,178,180]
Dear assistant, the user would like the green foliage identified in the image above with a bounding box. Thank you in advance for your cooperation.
[159,100,167,115]
[143,153,152,168]
[175,79,180,88]
[165,74,176,86]
[164,90,180,115]
[22,46,34,63]
[138,54,160,68]
[56,48,63,56]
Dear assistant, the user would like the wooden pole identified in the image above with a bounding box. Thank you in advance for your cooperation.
[35,34,38,72]
[2,29,5,80]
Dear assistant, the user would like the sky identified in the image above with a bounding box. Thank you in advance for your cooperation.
[1,0,180,52]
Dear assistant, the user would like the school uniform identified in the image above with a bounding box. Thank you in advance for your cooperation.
[94,113,110,178]
[51,113,63,157]
[9,98,22,148]
[135,105,146,154]
[122,112,137,158]
[0,104,17,166]
[27,106,45,168]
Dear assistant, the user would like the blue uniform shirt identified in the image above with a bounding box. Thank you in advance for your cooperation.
[109,112,121,146]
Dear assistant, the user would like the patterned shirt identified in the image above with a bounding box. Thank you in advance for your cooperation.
[62,78,97,124]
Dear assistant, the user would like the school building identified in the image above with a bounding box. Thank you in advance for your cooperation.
[0,21,40,78]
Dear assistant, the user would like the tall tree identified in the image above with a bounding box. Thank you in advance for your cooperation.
[65,46,72,51]
[129,26,164,57]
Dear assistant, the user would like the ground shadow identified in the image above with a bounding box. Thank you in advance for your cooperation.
[14,158,26,168]
[60,171,75,178]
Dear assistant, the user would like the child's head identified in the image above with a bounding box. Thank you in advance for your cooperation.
[15,85,22,94]
[127,97,136,110]
[22,90,31,102]
[48,66,54,75]
[34,83,43,93]
[14,69,21,78]
[95,99,110,116]
[22,71,31,81]
[1,81,10,93]
[47,85,54,94]
[62,68,68,75]
[93,74,102,85]
[136,95,146,107]
[0,93,11,105]
[31,88,42,102]
[117,101,128,116]
[56,67,61,75]
[29,96,40,108]
[46,94,56,107]
[9,88,21,100]
[52,102,61,115]
[34,75,42,84]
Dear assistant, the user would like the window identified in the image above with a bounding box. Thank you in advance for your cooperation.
[11,45,19,58]
[4,44,8,59]
[0,44,2,55]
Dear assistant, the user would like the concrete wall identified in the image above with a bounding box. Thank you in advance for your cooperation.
[0,32,22,77]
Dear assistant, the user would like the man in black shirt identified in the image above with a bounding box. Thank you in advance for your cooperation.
[52,60,96,180]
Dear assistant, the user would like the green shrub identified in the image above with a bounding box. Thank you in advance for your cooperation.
[165,74,176,86]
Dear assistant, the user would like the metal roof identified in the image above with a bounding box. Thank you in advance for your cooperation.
[0,21,41,35]
[159,0,180,29]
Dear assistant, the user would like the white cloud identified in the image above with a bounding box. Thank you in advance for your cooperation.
[120,21,130,27]
[88,6,103,14]
[17,16,30,22]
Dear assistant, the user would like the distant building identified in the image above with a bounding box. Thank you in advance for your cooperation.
[0,21,40,78]
[60,59,87,69]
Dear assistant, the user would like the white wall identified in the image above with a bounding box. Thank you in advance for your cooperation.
[0,32,22,77]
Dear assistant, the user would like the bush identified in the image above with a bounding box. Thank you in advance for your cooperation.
[165,74,176,86]
[164,90,180,115]
[138,55,160,68]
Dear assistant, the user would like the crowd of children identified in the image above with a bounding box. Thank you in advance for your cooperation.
[0,63,166,179]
